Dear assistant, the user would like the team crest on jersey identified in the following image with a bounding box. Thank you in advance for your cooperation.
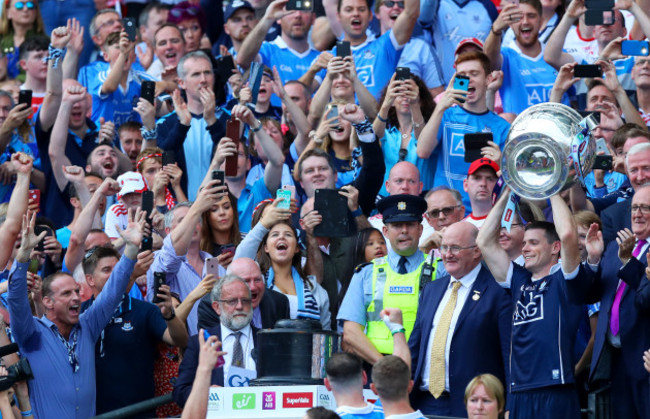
[121,321,134,331]
[513,291,544,325]
[363,50,375,60]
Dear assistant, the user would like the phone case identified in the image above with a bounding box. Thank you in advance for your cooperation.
[141,81,155,104]
[225,120,240,176]
[277,189,291,209]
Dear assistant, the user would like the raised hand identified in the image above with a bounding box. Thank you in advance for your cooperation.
[172,89,191,126]
[50,25,71,49]
[616,228,636,263]
[62,85,87,104]
[99,177,121,196]
[117,208,147,248]
[11,152,33,176]
[62,165,85,184]
[338,185,360,212]
[0,103,31,131]
[339,103,366,123]
[585,223,604,264]
[17,211,47,262]
[67,18,85,55]
[98,117,115,143]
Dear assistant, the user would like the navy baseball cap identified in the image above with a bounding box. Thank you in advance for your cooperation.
[224,0,255,21]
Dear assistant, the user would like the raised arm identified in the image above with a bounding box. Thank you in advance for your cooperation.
[346,56,378,120]
[100,32,133,95]
[417,78,463,159]
[155,284,189,348]
[374,74,400,139]
[544,0,584,70]
[484,4,521,71]
[271,66,311,139]
[0,154,32,270]
[619,0,650,42]
[62,18,84,80]
[597,59,647,128]
[39,25,70,132]
[549,62,580,103]
[49,85,85,191]
[391,0,420,46]
[476,188,513,282]
[236,0,290,69]
[550,193,581,273]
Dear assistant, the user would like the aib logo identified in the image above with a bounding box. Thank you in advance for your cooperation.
[232,393,256,410]
[262,392,276,410]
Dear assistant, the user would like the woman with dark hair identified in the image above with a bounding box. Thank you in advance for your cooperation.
[374,73,436,194]
[199,192,241,268]
[0,0,45,78]
[257,220,330,329]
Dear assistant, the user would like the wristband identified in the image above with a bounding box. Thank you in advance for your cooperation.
[350,207,362,217]
[383,315,404,335]
[352,117,373,135]
[163,310,176,321]
[491,25,502,36]
[377,114,388,123]
[43,45,66,68]
[141,126,157,141]
[21,410,33,417]
[251,120,262,132]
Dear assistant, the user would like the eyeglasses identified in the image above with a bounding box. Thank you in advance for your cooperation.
[13,1,35,10]
[170,6,200,18]
[631,204,650,214]
[219,298,252,307]
[427,205,461,219]
[245,278,265,285]
[439,244,477,255]
[95,18,120,33]
[382,0,404,7]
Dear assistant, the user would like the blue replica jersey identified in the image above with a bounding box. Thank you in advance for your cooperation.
[508,263,585,392]
[322,31,403,99]
[499,46,571,114]
[434,106,510,211]
[89,69,155,130]
[259,37,320,83]
[424,0,498,83]
[584,170,628,198]
[336,402,384,419]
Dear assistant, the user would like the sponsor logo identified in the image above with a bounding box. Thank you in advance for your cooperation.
[262,392,276,410]
[318,393,331,408]
[121,321,133,331]
[388,286,414,294]
[283,392,313,408]
[232,393,256,410]
[207,392,221,411]
[514,291,544,325]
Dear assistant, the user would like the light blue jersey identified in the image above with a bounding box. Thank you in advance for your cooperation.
[420,0,497,84]
[397,37,444,89]
[380,127,436,196]
[499,46,570,114]
[260,37,321,83]
[89,68,156,130]
[434,106,510,210]
[321,30,403,100]
[584,170,628,198]
[336,402,384,419]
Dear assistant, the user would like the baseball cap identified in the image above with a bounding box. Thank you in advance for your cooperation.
[117,171,146,199]
[224,0,254,21]
[468,158,499,176]
[455,37,484,57]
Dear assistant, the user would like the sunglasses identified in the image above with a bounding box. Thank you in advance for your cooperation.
[170,6,200,18]
[13,1,35,10]
[382,1,404,7]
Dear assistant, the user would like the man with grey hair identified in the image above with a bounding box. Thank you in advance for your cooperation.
[78,9,125,88]
[173,274,258,407]
[156,50,226,200]
[197,257,290,330]
[146,181,225,334]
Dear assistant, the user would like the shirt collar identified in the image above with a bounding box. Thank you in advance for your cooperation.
[450,262,481,288]
[221,323,252,340]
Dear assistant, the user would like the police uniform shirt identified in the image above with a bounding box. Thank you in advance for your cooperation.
[420,262,481,391]
[220,323,256,380]
[337,250,425,327]
[502,262,585,392]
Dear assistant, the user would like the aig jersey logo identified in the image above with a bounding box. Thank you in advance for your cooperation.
[514,291,544,325]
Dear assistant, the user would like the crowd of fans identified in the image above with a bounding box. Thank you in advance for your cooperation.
[0,0,648,417]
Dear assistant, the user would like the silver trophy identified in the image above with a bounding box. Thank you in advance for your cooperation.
[501,103,597,200]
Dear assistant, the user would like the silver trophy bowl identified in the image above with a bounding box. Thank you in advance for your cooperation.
[501,103,596,200]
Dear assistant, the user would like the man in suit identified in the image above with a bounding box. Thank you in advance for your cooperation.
[173,275,258,407]
[600,133,650,245]
[408,221,510,417]
[576,185,650,418]
[196,257,290,330]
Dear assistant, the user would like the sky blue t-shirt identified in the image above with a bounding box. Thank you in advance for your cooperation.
[88,68,155,131]
[380,126,436,195]
[434,106,510,210]
[260,37,321,84]
[499,46,571,114]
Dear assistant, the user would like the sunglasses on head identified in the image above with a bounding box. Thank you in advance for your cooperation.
[13,1,35,10]
[170,6,200,18]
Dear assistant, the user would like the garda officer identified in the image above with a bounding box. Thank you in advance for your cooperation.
[338,194,429,365]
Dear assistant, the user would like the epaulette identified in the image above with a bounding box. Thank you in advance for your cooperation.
[354,262,372,273]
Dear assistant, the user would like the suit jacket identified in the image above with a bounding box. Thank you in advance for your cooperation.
[567,240,650,382]
[408,265,511,416]
[601,198,631,247]
[172,324,260,407]
[196,288,290,330]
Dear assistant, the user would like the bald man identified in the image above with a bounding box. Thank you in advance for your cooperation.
[408,221,510,416]
[197,257,290,330]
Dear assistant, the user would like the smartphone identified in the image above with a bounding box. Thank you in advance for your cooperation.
[277,188,291,209]
[18,90,32,108]
[453,75,469,103]
[585,0,614,8]
[34,225,52,252]
[249,62,264,105]
[622,40,650,56]
[205,257,220,276]
[593,155,613,170]
[141,80,155,105]
[140,236,152,252]
[211,169,225,184]
[141,190,154,218]
[325,103,340,130]
[286,0,313,11]
[336,40,351,58]
[396,67,411,81]
[585,9,615,25]
[574,64,602,78]
[203,329,226,367]
[152,272,166,304]
[595,138,610,155]
[28,258,39,274]
[463,132,493,163]
[28,189,40,208]
[225,118,240,177]
[162,151,176,167]
[215,55,237,82]
[123,17,137,42]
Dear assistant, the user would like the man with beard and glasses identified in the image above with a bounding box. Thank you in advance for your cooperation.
[173,275,258,407]
[484,0,570,114]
